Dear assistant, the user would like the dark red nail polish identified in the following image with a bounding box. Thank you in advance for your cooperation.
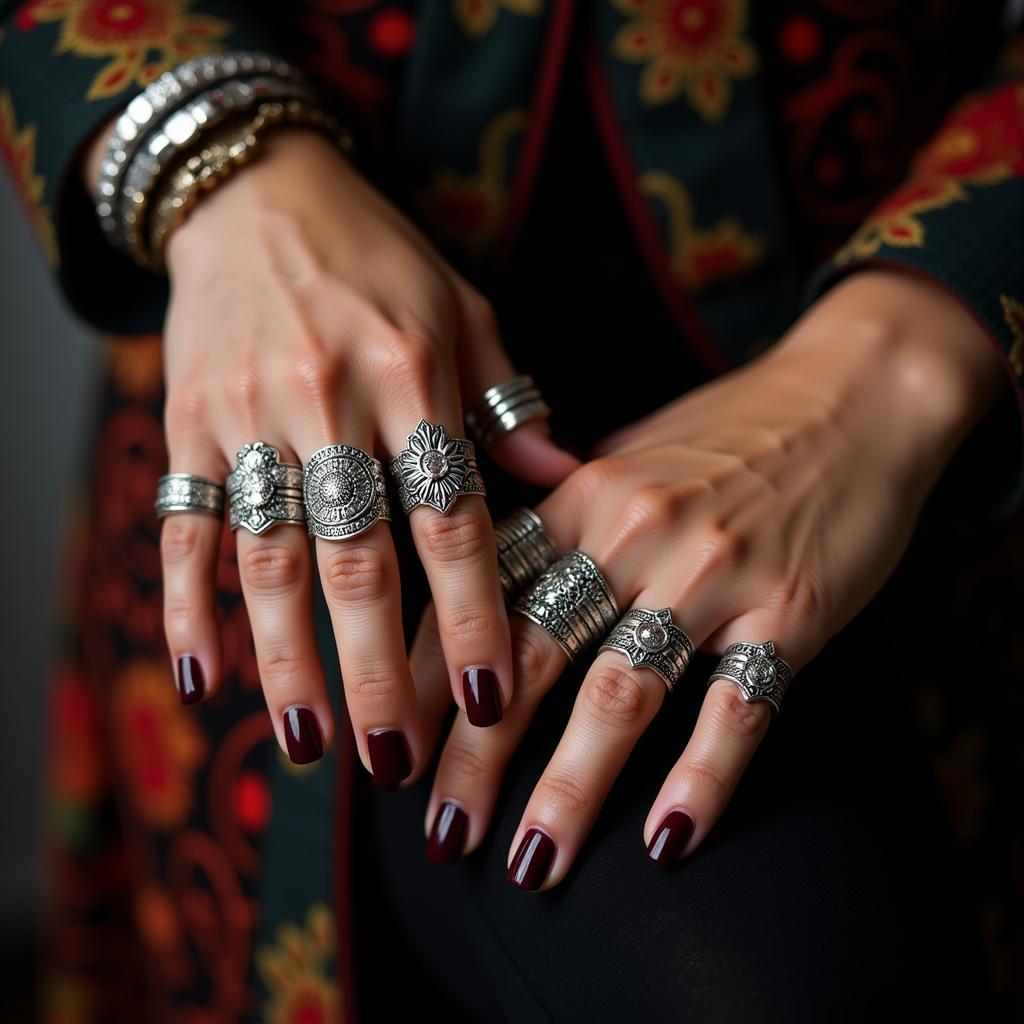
[426,802,469,864]
[176,656,205,705]
[367,728,411,789]
[507,828,556,891]
[283,706,324,765]
[463,667,502,727]
[647,810,694,866]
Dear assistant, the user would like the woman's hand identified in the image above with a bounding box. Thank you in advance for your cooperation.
[413,268,1009,880]
[138,126,579,774]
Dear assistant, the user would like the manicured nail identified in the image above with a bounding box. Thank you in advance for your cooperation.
[283,706,324,765]
[367,728,411,789]
[426,801,469,864]
[647,810,694,866]
[176,655,205,705]
[462,666,502,727]
[507,827,556,891]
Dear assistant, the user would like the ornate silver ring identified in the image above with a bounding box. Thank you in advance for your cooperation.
[465,374,552,447]
[226,441,305,534]
[598,607,694,693]
[494,507,557,600]
[154,473,225,519]
[303,444,391,540]
[707,640,793,714]
[389,418,486,515]
[513,550,619,663]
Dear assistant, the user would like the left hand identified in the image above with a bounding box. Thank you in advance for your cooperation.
[409,268,1009,885]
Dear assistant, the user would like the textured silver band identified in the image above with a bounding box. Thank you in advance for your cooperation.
[465,375,552,447]
[707,640,793,714]
[389,418,486,515]
[154,473,225,518]
[513,550,619,663]
[303,444,391,540]
[226,441,305,535]
[599,607,694,693]
[494,507,556,599]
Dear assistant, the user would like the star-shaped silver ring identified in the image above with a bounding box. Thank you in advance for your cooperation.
[389,418,486,515]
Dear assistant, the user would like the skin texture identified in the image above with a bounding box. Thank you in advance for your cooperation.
[410,267,1010,887]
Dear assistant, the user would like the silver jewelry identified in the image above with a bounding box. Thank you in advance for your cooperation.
[226,441,305,534]
[154,473,225,519]
[389,418,486,515]
[494,507,556,599]
[303,444,391,540]
[599,608,694,693]
[465,374,552,447]
[707,641,793,714]
[513,550,619,663]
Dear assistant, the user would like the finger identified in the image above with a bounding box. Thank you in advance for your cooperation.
[159,433,229,705]
[232,440,333,766]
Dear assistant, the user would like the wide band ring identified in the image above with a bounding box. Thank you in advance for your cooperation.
[389,418,486,515]
[226,441,305,534]
[598,607,694,693]
[465,375,552,447]
[513,550,619,663]
[707,640,793,714]
[155,473,225,519]
[303,443,391,540]
[494,507,557,600]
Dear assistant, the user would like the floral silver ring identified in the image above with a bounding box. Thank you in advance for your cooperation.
[389,418,486,515]
[707,641,794,714]
[226,440,305,535]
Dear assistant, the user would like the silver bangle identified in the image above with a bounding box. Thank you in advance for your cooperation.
[465,375,552,447]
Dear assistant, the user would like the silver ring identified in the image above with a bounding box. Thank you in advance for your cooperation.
[494,507,557,599]
[598,607,694,693]
[513,550,619,663]
[707,641,793,714]
[465,374,552,447]
[226,441,305,534]
[389,418,486,515]
[154,473,225,519]
[303,444,391,540]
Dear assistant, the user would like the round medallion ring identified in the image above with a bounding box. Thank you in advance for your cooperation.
[707,640,793,714]
[389,418,486,515]
[598,607,694,693]
[303,444,391,540]
[226,441,305,535]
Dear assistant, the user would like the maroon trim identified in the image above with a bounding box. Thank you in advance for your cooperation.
[335,701,359,1023]
[498,0,578,250]
[584,43,732,376]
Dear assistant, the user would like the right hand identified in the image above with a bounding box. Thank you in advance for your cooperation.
[147,126,580,778]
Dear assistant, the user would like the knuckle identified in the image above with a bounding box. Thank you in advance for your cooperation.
[768,571,833,626]
[223,362,262,415]
[372,326,439,402]
[440,739,489,782]
[608,485,680,550]
[163,597,199,635]
[462,289,498,338]
[535,770,590,815]
[442,608,494,647]
[582,667,650,728]
[708,686,768,740]
[240,543,304,594]
[677,758,729,799]
[688,523,746,578]
[165,385,208,435]
[291,348,340,410]
[420,509,487,563]
[321,544,391,604]
[567,456,622,507]
[512,625,553,690]
[160,518,203,564]
[345,664,402,704]
[259,645,305,685]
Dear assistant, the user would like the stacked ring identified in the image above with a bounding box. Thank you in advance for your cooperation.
[389,418,486,515]
[154,473,225,519]
[303,443,391,540]
[513,550,619,663]
[465,374,552,447]
[707,640,793,714]
[494,507,557,600]
[599,607,694,693]
[226,441,305,534]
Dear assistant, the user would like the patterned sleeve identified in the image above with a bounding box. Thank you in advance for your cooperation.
[0,0,292,335]
[802,32,1024,518]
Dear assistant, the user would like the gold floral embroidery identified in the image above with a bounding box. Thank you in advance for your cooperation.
[418,108,527,255]
[0,90,58,266]
[256,903,339,1024]
[1001,294,1024,378]
[455,0,541,38]
[641,170,764,292]
[22,0,230,100]
[611,0,757,119]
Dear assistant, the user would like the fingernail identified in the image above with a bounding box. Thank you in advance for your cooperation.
[367,728,411,790]
[507,827,556,891]
[283,706,324,765]
[647,810,694,866]
[176,656,205,705]
[426,801,469,864]
[463,667,502,727]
